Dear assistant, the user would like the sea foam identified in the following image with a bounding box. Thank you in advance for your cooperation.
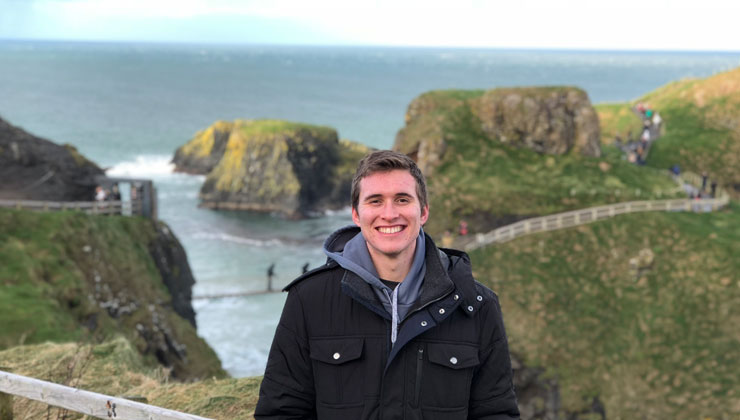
[106,155,178,178]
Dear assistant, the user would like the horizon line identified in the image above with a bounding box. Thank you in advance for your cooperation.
[2,37,740,55]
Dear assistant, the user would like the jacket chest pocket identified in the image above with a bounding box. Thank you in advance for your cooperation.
[309,337,366,406]
[417,342,479,410]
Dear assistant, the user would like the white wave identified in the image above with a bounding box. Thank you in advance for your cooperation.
[106,155,177,178]
[191,231,284,247]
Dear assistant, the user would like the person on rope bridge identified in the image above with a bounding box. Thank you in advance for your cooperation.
[255,150,519,419]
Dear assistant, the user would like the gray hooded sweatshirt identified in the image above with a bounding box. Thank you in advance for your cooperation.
[323,225,426,346]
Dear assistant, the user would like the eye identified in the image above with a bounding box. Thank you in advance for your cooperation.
[397,197,411,204]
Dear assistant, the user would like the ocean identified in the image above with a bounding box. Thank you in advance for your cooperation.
[1,40,738,377]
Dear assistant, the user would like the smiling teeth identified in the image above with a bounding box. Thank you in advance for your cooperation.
[378,226,402,234]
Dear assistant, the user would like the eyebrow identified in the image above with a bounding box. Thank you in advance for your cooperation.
[363,192,415,201]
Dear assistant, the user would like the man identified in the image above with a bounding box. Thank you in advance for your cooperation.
[255,150,519,419]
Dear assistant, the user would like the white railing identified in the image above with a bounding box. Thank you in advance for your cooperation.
[0,370,212,420]
[0,199,140,216]
[466,173,730,251]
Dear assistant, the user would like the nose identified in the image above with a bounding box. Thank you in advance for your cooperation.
[380,201,399,220]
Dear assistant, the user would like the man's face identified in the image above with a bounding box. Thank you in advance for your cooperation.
[352,169,429,262]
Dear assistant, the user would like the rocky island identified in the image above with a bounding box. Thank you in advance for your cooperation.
[173,119,371,218]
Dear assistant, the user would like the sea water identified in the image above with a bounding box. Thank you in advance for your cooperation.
[1,40,738,376]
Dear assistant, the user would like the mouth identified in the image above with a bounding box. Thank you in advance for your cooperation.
[377,225,404,234]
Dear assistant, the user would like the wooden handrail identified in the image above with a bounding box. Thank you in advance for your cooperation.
[0,370,212,420]
[467,195,729,251]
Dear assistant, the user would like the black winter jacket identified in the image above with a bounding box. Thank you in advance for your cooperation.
[255,230,520,420]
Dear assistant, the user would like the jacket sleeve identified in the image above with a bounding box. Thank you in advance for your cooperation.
[255,286,317,419]
[468,292,520,419]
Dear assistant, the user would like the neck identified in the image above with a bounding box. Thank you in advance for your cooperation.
[367,241,417,283]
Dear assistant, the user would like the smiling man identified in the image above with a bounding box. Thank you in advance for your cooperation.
[255,150,519,419]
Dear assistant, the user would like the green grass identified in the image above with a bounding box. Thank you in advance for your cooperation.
[471,202,740,418]
[594,103,644,144]
[233,119,337,140]
[0,209,224,380]
[645,101,739,179]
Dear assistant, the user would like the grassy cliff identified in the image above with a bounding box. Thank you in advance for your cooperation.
[596,66,740,197]
[395,90,682,237]
[0,209,224,380]
[470,203,740,419]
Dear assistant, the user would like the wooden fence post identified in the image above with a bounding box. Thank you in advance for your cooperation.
[0,368,12,420]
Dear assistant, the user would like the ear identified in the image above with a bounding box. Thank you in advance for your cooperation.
[420,205,429,225]
[352,207,361,227]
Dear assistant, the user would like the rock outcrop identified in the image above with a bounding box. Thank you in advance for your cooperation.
[0,116,105,201]
[395,87,601,175]
[173,119,371,217]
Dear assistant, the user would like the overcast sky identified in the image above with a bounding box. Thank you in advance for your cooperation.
[1,0,739,51]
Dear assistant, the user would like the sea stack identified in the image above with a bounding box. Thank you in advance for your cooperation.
[173,119,371,218]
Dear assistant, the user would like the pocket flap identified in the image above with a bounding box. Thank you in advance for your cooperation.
[427,343,479,370]
[309,338,364,365]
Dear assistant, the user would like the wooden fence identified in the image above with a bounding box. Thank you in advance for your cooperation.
[465,173,730,251]
[0,370,212,420]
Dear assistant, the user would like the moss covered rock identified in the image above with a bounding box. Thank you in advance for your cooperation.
[174,119,371,217]
[395,87,601,175]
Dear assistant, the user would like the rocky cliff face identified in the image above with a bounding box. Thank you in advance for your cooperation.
[0,117,105,201]
[173,119,371,217]
[395,87,601,175]
[148,222,198,328]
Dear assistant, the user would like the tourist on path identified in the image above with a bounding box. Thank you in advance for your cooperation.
[266,263,275,292]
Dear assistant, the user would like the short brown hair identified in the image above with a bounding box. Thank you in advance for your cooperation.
[351,150,428,212]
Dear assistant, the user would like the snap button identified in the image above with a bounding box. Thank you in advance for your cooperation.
[477,295,483,301]
[467,306,474,312]
[421,320,428,327]
[333,352,340,360]
[453,294,459,300]
[450,357,458,365]
[438,308,445,315]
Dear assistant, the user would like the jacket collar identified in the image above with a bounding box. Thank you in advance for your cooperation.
[339,229,482,319]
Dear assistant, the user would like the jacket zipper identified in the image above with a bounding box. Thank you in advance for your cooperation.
[402,283,455,323]
[414,345,424,407]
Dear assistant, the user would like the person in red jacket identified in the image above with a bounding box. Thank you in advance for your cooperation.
[256,150,519,419]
